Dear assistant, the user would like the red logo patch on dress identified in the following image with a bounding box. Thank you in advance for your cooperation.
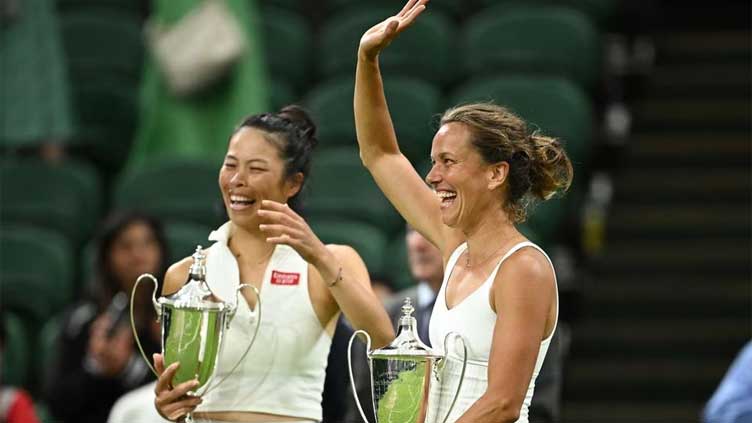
[271,270,300,286]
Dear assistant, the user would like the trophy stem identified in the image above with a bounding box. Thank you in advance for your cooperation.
[348,330,374,423]
[130,274,161,378]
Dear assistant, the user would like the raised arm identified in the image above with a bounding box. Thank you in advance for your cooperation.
[355,0,458,253]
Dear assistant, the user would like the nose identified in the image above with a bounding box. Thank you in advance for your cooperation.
[229,166,247,188]
[425,163,441,186]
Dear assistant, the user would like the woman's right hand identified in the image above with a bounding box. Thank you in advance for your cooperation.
[358,0,428,61]
[153,354,203,421]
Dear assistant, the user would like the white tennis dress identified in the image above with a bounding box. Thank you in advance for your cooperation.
[426,241,558,423]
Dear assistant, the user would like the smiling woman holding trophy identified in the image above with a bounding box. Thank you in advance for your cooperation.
[352,1,572,422]
[138,105,394,423]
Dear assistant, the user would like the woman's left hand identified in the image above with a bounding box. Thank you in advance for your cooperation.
[258,200,332,266]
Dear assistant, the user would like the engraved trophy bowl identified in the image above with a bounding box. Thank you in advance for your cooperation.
[348,298,467,423]
[130,245,261,422]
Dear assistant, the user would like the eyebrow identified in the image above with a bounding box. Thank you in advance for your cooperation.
[431,152,454,161]
[224,155,269,165]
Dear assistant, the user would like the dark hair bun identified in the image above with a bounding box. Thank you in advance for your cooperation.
[279,105,318,149]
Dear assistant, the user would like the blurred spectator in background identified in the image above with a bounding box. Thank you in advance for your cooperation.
[703,340,752,423]
[0,315,41,423]
[44,211,168,423]
[0,0,73,160]
[127,0,269,168]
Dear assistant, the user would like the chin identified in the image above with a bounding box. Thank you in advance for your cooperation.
[441,214,460,228]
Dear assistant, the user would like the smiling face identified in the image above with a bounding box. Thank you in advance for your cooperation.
[426,122,507,229]
[218,127,302,230]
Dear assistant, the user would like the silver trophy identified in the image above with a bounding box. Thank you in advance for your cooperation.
[130,245,261,423]
[348,298,467,423]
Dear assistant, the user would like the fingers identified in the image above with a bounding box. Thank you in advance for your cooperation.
[257,208,299,227]
[162,397,202,421]
[157,378,200,405]
[400,1,428,28]
[155,387,202,421]
[153,353,165,375]
[155,361,179,393]
[396,0,420,17]
[265,234,303,248]
[89,314,110,340]
[259,199,297,216]
[259,223,303,240]
[167,405,200,421]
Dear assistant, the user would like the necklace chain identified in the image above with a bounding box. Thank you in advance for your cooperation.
[464,242,508,269]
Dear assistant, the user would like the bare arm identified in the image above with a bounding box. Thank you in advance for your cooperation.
[456,251,556,423]
[161,258,192,295]
[317,244,395,348]
[354,0,462,255]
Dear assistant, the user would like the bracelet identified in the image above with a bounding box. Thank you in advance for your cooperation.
[328,267,343,287]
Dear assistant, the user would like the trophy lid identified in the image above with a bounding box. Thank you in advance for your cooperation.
[369,297,442,360]
[159,245,227,311]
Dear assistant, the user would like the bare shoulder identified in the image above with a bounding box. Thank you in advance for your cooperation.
[325,243,363,264]
[494,247,555,296]
[162,257,192,295]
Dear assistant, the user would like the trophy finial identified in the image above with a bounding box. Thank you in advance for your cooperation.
[189,245,207,280]
[401,297,415,318]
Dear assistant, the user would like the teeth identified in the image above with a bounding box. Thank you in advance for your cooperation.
[436,191,456,199]
[230,195,253,202]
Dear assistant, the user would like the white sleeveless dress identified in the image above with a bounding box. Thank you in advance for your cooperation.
[426,241,558,423]
[193,222,331,422]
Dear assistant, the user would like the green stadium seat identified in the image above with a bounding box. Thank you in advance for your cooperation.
[308,218,388,278]
[461,5,601,88]
[164,221,214,263]
[261,7,312,91]
[60,8,143,82]
[71,80,138,172]
[326,0,467,21]
[0,226,75,322]
[306,147,404,235]
[113,158,226,229]
[0,158,101,245]
[305,76,441,159]
[2,313,31,388]
[477,0,619,24]
[304,79,356,147]
[318,7,455,84]
[56,0,145,14]
[269,78,297,111]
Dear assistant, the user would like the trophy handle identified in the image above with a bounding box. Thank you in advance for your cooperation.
[348,330,374,423]
[439,332,467,423]
[203,283,262,396]
[130,273,161,378]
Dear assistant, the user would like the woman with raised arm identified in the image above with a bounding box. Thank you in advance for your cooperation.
[354,2,573,422]
[152,105,394,423]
